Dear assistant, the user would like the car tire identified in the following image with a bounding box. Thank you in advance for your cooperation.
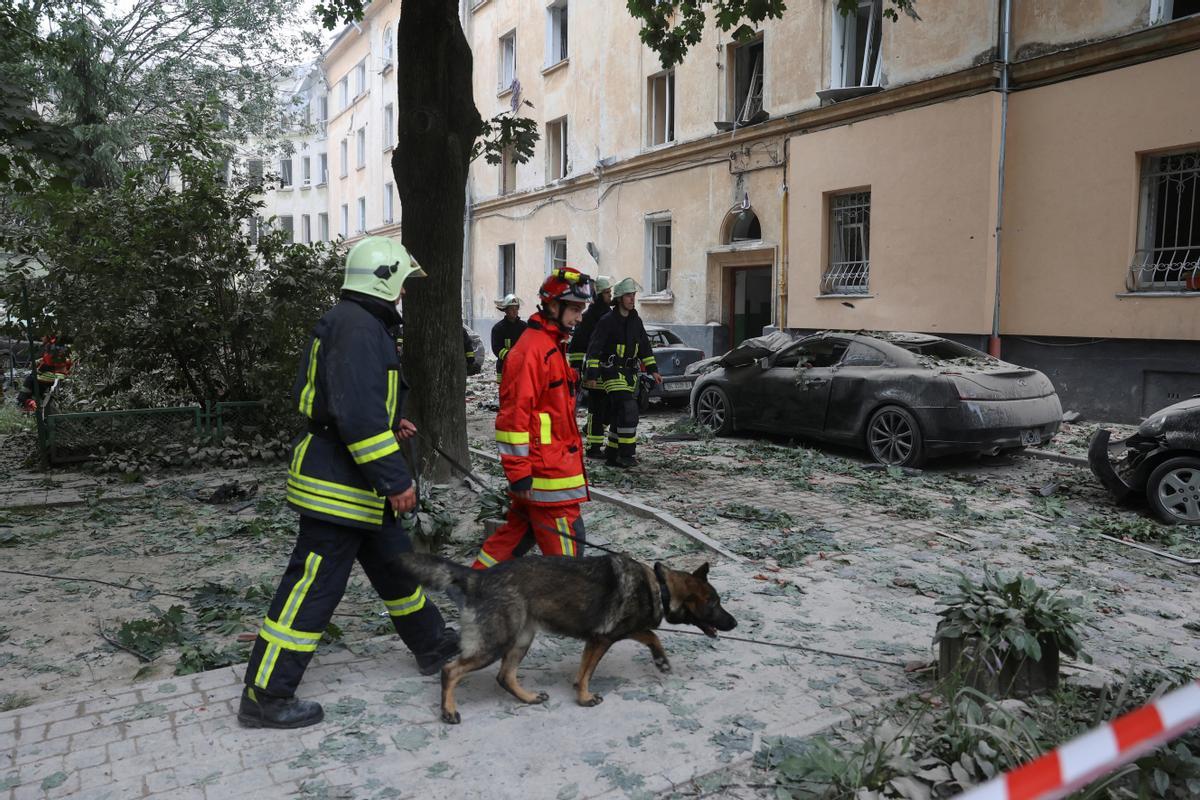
[694,385,734,435]
[865,405,925,467]
[1146,456,1200,526]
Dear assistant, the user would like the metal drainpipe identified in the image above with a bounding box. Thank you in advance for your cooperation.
[778,137,790,331]
[988,0,1012,358]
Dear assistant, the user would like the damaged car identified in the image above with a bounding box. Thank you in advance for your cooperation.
[635,326,705,411]
[689,331,1062,467]
[1088,398,1200,525]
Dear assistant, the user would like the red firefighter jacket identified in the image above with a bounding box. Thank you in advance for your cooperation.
[494,313,589,506]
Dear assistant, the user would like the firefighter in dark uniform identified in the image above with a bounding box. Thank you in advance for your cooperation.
[238,236,459,729]
[585,278,660,468]
[567,275,612,458]
[490,294,526,383]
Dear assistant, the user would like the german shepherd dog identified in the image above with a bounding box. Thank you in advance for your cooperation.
[395,552,737,724]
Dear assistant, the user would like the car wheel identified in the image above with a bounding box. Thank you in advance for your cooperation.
[866,405,925,467]
[694,385,734,435]
[1146,456,1200,525]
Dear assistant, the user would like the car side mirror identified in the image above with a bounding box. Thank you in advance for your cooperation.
[758,357,770,371]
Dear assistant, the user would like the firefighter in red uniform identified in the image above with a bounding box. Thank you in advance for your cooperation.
[17,335,73,413]
[472,268,595,568]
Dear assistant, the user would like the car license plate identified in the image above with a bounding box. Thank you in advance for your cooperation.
[665,381,690,392]
[1020,429,1040,446]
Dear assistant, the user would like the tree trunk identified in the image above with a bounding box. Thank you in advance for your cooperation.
[394,0,481,481]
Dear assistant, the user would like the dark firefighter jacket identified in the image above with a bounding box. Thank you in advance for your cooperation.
[286,292,412,530]
[566,299,611,370]
[490,316,527,374]
[585,308,658,394]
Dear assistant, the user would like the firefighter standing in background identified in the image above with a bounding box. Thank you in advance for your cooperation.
[567,275,613,458]
[586,278,660,468]
[490,294,526,382]
[473,268,595,569]
[239,237,460,729]
[16,334,73,413]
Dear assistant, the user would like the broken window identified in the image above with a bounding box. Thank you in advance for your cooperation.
[546,117,568,181]
[730,38,765,125]
[546,237,567,275]
[546,0,568,65]
[1130,150,1200,292]
[648,71,675,146]
[499,243,516,295]
[499,30,517,91]
[500,145,517,195]
[776,338,850,369]
[842,341,887,367]
[649,220,672,293]
[822,191,871,295]
[832,0,882,89]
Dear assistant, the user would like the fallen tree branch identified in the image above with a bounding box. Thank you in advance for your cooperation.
[96,620,155,663]
[0,568,191,600]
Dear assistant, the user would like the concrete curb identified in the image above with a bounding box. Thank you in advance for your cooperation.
[467,446,745,563]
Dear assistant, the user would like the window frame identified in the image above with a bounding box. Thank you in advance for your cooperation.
[355,127,367,169]
[645,216,672,294]
[318,153,328,185]
[499,29,517,92]
[301,214,312,244]
[647,70,676,147]
[546,0,569,66]
[383,103,394,150]
[728,36,765,124]
[545,236,567,276]
[340,203,349,238]
[546,116,568,181]
[500,144,517,195]
[339,139,348,178]
[301,155,311,186]
[1129,149,1200,293]
[499,243,516,296]
[356,196,367,233]
[821,190,872,295]
[354,61,367,98]
[318,212,329,242]
[830,0,883,89]
[383,181,395,224]
[279,157,293,188]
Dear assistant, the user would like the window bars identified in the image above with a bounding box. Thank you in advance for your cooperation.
[1129,150,1200,292]
[822,191,871,294]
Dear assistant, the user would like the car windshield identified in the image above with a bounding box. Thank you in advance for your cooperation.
[648,330,683,347]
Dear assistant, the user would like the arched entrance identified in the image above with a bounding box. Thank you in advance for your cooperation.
[715,206,772,348]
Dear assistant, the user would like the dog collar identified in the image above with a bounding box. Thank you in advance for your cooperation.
[656,572,671,622]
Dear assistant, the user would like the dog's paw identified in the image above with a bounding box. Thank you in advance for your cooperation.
[654,657,672,673]
[578,693,604,707]
[526,691,549,705]
[441,709,461,725]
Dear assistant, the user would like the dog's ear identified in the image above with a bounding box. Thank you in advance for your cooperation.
[654,562,667,582]
[692,562,710,581]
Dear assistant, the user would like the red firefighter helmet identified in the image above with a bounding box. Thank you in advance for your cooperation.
[538,267,594,305]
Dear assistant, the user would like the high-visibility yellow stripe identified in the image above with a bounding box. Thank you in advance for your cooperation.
[556,517,575,557]
[291,432,313,475]
[287,485,383,524]
[476,549,498,568]
[347,430,394,454]
[531,474,585,490]
[384,587,426,617]
[286,471,385,507]
[255,552,322,689]
[496,430,530,444]
[539,413,551,444]
[386,370,398,428]
[616,344,625,356]
[346,431,401,464]
[298,339,320,418]
[642,356,656,366]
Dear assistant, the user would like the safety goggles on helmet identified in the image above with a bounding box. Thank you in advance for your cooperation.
[538,267,595,305]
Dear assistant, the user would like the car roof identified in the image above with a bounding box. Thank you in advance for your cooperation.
[802,330,944,346]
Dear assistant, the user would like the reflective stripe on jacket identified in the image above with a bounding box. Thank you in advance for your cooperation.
[286,293,412,530]
[491,317,527,374]
[495,313,589,507]
[584,308,658,393]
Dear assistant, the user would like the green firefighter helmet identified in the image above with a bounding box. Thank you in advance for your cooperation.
[342,236,427,301]
[611,277,642,298]
[594,275,614,293]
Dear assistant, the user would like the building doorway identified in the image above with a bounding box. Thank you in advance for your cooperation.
[728,266,772,347]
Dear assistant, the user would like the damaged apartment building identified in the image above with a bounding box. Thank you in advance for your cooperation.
[462,0,1200,423]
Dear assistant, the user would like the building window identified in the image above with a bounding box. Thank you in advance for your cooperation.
[316,95,328,132]
[832,0,882,89]
[546,0,568,65]
[301,156,311,186]
[354,61,366,97]
[647,71,675,146]
[499,30,517,91]
[546,237,567,275]
[729,38,765,124]
[248,158,264,188]
[500,145,517,195]
[279,157,292,188]
[383,25,395,67]
[647,219,672,293]
[546,116,568,181]
[822,191,871,295]
[1129,150,1200,292]
[277,215,294,243]
[356,196,366,233]
[340,204,349,238]
[1153,0,1200,22]
[499,243,516,295]
[383,182,394,224]
[356,127,366,168]
[301,214,312,243]
[248,215,262,245]
[338,77,348,111]
[318,212,329,242]
[339,139,348,177]
[318,153,328,184]
[383,104,394,150]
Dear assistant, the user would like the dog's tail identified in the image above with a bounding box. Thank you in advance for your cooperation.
[395,552,479,595]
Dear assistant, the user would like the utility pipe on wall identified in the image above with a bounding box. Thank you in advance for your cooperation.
[989,0,1012,358]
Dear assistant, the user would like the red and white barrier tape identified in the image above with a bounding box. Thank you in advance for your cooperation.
[956,679,1200,800]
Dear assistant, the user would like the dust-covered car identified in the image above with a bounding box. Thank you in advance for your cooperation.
[689,331,1062,466]
[636,326,704,410]
[1088,398,1200,525]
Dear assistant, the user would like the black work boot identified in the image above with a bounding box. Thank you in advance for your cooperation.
[585,447,606,460]
[237,687,324,729]
[415,628,461,676]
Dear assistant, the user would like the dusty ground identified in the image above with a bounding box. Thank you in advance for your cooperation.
[1,375,1197,794]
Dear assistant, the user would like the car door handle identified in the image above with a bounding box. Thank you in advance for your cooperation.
[802,378,829,387]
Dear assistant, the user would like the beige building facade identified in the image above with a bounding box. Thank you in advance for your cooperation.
[463,0,1200,422]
